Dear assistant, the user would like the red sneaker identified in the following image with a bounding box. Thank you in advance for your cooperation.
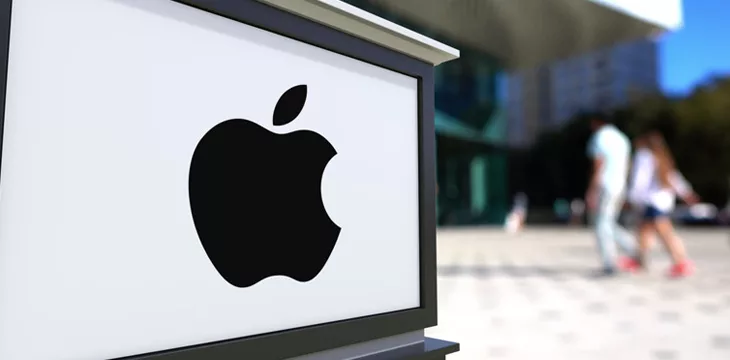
[668,261,695,278]
[618,256,642,272]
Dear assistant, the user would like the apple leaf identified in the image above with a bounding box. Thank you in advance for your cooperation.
[273,84,307,126]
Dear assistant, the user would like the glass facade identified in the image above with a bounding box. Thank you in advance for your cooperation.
[344,0,511,226]
[434,53,510,226]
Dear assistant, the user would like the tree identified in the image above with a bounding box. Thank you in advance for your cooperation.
[516,114,592,207]
[513,75,730,208]
[671,77,730,205]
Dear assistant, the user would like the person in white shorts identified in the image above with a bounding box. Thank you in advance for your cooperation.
[625,131,699,277]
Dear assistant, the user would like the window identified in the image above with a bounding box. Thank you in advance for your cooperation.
[495,72,508,104]
[597,91,612,110]
[595,58,606,70]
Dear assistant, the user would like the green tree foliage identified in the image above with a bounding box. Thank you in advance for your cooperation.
[671,76,730,205]
[512,76,730,207]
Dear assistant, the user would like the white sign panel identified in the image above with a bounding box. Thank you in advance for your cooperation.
[0,0,421,359]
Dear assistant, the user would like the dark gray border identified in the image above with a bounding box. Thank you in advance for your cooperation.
[0,0,10,185]
[361,338,459,360]
[0,0,439,359]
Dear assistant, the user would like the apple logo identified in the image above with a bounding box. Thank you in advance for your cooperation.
[188,85,341,288]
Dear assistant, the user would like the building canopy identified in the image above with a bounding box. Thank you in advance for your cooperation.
[366,0,682,69]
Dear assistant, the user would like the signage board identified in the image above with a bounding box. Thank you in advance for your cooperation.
[0,0,442,359]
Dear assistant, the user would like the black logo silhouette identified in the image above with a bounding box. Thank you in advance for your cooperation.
[189,85,341,288]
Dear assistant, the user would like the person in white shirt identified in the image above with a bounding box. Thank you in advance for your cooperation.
[585,116,638,275]
[626,131,699,277]
[504,192,528,234]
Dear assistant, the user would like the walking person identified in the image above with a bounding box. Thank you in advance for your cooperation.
[585,115,638,276]
[505,192,528,234]
[570,198,586,226]
[624,131,699,277]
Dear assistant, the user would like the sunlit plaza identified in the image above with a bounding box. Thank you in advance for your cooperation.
[427,227,730,360]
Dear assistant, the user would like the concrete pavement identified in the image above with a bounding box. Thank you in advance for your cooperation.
[426,227,730,360]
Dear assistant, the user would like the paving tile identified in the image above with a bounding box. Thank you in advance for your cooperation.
[711,335,730,349]
[428,227,730,359]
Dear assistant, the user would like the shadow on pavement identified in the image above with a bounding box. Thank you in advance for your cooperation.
[437,264,600,280]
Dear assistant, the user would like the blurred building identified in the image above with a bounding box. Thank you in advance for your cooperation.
[341,0,682,226]
[507,39,661,147]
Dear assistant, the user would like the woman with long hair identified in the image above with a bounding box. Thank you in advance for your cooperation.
[625,131,699,277]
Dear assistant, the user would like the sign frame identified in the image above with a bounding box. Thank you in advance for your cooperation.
[0,0,439,359]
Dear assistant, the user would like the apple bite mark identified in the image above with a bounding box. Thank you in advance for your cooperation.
[273,84,307,126]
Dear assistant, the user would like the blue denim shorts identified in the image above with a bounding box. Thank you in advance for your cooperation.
[643,205,670,220]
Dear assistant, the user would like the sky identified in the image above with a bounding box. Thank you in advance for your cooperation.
[660,0,730,94]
